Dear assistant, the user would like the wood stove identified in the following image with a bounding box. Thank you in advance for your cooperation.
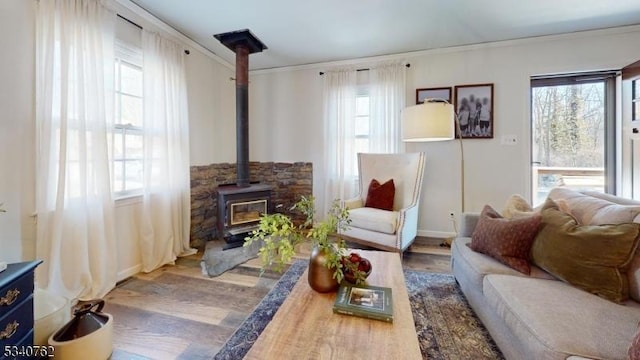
[216,183,271,249]
[214,29,271,249]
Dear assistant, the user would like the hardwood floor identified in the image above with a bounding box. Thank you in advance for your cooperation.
[104,237,451,360]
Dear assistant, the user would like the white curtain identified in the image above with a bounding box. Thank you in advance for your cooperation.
[369,62,407,153]
[35,0,117,300]
[139,30,195,273]
[323,69,358,213]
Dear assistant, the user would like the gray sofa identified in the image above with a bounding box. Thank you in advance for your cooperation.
[451,188,640,360]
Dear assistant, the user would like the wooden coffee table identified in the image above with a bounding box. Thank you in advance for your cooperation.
[244,250,422,359]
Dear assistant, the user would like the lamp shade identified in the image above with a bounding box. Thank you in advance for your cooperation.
[402,102,455,142]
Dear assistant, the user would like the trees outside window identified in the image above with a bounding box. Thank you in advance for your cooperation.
[531,72,616,205]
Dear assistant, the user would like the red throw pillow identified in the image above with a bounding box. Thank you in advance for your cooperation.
[468,205,542,274]
[364,179,395,211]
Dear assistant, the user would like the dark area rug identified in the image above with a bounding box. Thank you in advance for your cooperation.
[214,261,504,359]
[403,271,504,359]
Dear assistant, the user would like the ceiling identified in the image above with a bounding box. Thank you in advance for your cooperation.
[130,0,640,70]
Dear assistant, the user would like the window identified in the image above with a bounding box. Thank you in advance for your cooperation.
[355,94,370,151]
[530,72,617,205]
[113,42,144,196]
[354,93,370,175]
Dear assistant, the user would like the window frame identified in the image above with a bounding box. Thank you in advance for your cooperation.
[530,71,618,196]
[355,90,370,150]
[113,41,144,199]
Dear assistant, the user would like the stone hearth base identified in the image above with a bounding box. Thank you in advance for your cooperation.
[200,239,263,277]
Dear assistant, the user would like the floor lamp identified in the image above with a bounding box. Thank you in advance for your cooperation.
[401,99,465,238]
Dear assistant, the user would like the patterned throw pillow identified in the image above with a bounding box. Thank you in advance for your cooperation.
[469,205,542,274]
[364,179,395,211]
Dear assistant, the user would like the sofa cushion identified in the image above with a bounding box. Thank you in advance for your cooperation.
[531,198,640,303]
[348,207,398,234]
[582,190,640,206]
[364,179,395,211]
[483,274,640,360]
[452,237,555,292]
[469,205,541,274]
[548,187,640,225]
[591,205,640,225]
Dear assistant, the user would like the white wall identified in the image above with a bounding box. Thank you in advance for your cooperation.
[248,26,640,237]
[186,48,236,165]
[0,0,37,263]
[249,70,326,207]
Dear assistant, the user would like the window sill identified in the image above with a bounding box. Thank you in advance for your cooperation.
[115,193,143,207]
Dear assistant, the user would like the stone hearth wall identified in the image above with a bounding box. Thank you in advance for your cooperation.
[190,162,312,248]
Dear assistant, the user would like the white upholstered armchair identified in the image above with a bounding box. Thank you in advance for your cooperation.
[339,152,426,253]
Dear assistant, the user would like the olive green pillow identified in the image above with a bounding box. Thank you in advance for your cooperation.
[531,198,640,303]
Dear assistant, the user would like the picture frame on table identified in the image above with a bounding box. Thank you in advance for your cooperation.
[454,83,494,139]
[416,87,452,104]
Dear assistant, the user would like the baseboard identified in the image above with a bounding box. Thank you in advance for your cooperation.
[418,230,456,238]
[117,264,142,282]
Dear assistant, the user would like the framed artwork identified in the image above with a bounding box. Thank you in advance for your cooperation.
[416,87,452,104]
[454,83,494,139]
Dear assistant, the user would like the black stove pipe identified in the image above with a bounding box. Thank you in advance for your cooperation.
[213,29,267,188]
[235,45,250,187]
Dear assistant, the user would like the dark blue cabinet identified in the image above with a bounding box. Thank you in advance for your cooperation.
[0,261,42,359]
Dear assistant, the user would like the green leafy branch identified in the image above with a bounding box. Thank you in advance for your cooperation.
[244,212,305,274]
[244,196,352,281]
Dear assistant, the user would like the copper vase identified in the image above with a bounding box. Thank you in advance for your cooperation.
[308,246,339,293]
